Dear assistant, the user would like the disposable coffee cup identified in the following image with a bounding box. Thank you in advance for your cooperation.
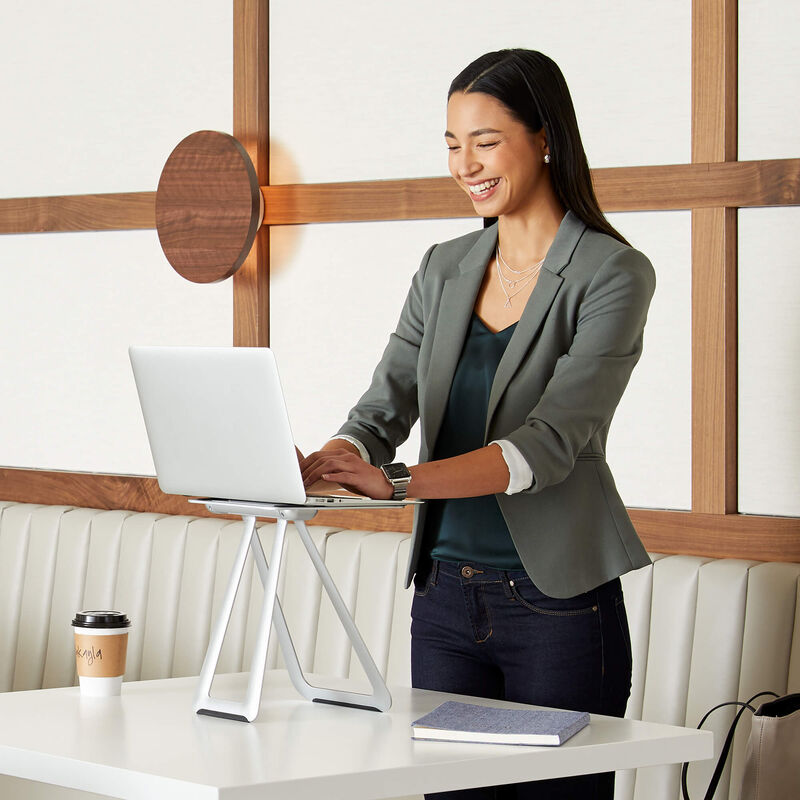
[72,611,131,697]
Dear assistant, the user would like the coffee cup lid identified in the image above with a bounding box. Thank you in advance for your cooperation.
[72,611,131,629]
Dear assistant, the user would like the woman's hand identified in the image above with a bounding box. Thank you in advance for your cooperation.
[299,442,511,501]
[300,449,393,500]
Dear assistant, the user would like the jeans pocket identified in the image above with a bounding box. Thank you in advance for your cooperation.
[509,578,598,617]
[413,569,434,597]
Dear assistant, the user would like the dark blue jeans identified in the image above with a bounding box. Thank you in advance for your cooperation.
[411,560,633,800]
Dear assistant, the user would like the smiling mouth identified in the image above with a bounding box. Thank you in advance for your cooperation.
[468,178,500,194]
[467,178,500,198]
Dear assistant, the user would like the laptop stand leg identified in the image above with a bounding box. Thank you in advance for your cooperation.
[194,516,288,722]
[273,520,391,711]
[194,511,391,722]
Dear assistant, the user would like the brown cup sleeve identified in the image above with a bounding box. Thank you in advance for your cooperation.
[74,632,129,678]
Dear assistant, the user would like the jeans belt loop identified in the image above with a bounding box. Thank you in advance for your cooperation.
[430,559,440,586]
[501,570,514,599]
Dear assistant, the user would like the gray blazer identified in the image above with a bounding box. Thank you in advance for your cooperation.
[337,211,656,598]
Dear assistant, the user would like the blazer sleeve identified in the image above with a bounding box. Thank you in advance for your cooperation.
[335,244,435,466]
[503,247,656,493]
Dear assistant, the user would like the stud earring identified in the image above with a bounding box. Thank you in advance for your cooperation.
[544,154,551,164]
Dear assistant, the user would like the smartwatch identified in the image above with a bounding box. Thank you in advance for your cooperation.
[380,462,412,501]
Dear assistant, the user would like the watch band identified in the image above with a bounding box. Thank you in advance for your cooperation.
[380,462,411,501]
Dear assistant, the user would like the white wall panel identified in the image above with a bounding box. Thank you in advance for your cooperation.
[0,231,232,474]
[739,0,800,161]
[0,2,232,198]
[606,211,692,511]
[269,0,690,185]
[738,208,800,517]
[269,219,478,463]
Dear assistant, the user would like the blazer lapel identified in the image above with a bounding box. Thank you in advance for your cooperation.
[486,212,586,431]
[422,226,497,450]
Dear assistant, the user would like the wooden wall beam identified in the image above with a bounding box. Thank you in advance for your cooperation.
[261,160,800,224]
[0,468,223,520]
[594,159,800,212]
[263,177,473,224]
[2,159,799,236]
[628,508,800,562]
[1,468,799,562]
[692,207,738,513]
[692,0,737,163]
[0,192,156,234]
[691,0,738,514]
[232,0,270,347]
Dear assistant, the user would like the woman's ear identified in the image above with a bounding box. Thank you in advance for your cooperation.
[535,128,549,162]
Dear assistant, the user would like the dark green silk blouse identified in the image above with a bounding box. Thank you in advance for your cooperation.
[425,313,524,569]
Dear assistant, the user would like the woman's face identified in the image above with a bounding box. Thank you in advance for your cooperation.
[446,91,550,220]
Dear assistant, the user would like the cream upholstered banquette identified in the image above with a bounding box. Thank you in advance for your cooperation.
[0,500,798,800]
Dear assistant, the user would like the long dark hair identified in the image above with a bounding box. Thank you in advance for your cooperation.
[449,49,629,246]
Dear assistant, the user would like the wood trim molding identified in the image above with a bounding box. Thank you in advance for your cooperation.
[1,159,798,236]
[692,0,738,162]
[0,468,223,520]
[690,0,738,514]
[232,0,270,347]
[594,159,800,211]
[692,207,738,513]
[628,509,800,563]
[297,509,800,565]
[1,468,798,562]
[261,160,800,225]
[0,192,155,234]
[263,177,473,225]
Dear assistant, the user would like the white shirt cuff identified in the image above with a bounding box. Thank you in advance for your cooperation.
[328,435,371,464]
[491,439,534,495]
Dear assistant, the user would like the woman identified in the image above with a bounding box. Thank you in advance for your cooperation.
[301,49,655,800]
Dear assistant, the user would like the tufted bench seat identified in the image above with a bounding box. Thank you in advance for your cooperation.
[0,500,798,800]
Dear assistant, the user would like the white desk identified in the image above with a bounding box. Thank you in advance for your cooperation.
[0,671,712,799]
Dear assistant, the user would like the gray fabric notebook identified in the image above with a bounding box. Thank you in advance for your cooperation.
[411,701,590,746]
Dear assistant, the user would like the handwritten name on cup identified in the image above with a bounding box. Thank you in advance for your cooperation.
[75,643,104,667]
[73,632,128,678]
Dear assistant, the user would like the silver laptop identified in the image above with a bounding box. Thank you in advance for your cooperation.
[129,346,413,507]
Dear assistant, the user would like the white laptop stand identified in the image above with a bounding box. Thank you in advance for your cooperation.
[192,500,393,722]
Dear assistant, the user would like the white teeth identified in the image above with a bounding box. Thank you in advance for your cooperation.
[468,179,500,194]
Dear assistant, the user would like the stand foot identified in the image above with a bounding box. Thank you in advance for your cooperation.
[312,698,381,712]
[196,709,250,723]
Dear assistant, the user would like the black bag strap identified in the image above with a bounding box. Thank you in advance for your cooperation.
[755,692,800,718]
[681,691,779,800]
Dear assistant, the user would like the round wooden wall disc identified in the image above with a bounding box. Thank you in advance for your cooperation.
[155,130,262,283]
